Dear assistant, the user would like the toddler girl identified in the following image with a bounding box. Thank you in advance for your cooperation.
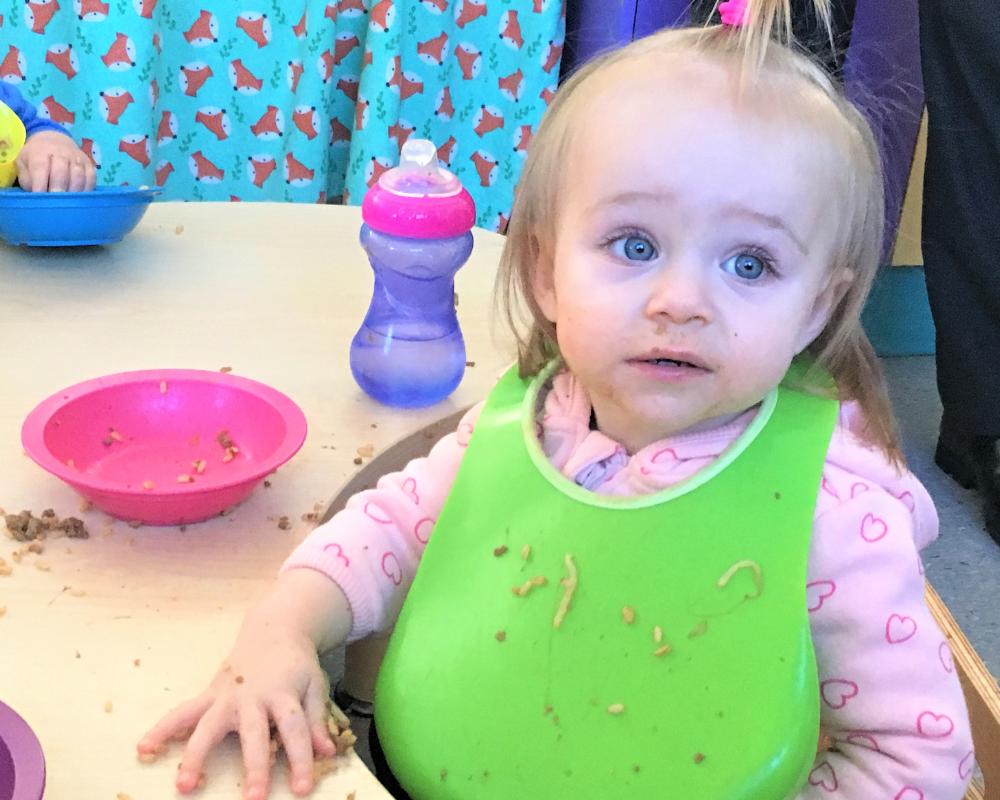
[139,1,974,798]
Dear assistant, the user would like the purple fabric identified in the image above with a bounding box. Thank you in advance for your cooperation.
[842,0,923,261]
[562,0,924,261]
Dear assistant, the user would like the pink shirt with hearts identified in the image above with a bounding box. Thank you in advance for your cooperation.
[283,369,974,800]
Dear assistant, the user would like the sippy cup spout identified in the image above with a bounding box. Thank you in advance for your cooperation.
[379,138,462,198]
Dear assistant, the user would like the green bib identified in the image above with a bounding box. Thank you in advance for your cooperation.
[375,363,838,800]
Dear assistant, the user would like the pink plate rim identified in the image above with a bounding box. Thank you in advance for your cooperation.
[0,699,45,800]
[20,369,308,495]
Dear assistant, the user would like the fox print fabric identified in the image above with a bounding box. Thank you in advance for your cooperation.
[0,0,564,224]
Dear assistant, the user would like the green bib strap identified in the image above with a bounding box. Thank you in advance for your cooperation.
[376,363,838,800]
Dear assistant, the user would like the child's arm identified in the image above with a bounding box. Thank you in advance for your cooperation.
[138,403,482,799]
[138,569,351,799]
[0,84,97,191]
[797,482,974,800]
[280,404,482,641]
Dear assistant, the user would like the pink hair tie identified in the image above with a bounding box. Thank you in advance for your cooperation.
[719,0,748,26]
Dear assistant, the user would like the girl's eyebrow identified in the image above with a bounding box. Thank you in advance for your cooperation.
[589,191,809,257]
[720,204,810,256]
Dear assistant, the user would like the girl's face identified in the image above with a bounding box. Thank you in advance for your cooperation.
[533,56,849,454]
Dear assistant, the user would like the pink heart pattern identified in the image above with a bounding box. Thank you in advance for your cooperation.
[364,502,392,525]
[845,733,880,752]
[885,614,918,644]
[894,788,924,800]
[456,422,473,447]
[860,512,888,542]
[381,551,402,585]
[916,711,954,738]
[323,542,349,568]
[808,762,838,792]
[807,580,836,613]
[413,517,434,544]
[650,447,678,463]
[820,679,859,709]
[821,475,840,499]
[896,490,916,512]
[401,477,419,505]
[850,481,869,498]
[959,751,976,781]
[939,641,954,673]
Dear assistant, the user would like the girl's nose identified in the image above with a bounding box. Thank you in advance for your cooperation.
[644,260,712,325]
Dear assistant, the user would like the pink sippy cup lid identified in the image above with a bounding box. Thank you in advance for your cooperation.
[361,139,476,239]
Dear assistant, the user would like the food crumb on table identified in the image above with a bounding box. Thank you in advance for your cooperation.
[127,520,142,529]
[607,703,625,715]
[105,700,113,712]
[356,444,374,458]
[220,366,233,373]
[353,457,363,465]
[34,559,50,571]
[143,481,154,490]
[277,516,291,530]
[493,545,507,557]
[174,224,184,234]
[0,606,6,617]
[622,606,635,624]
[693,753,706,764]
[495,630,506,642]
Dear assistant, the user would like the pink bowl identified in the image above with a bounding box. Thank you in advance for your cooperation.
[21,370,308,526]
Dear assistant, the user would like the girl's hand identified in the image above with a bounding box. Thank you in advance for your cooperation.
[137,570,354,800]
[16,130,97,192]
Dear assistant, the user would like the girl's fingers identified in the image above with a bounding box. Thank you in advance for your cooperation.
[270,700,315,796]
[302,676,336,758]
[47,156,70,192]
[84,161,97,191]
[176,704,235,794]
[67,159,88,192]
[138,695,214,752]
[237,703,273,800]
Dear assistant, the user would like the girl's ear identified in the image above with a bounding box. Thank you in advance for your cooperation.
[795,267,853,353]
[530,231,559,323]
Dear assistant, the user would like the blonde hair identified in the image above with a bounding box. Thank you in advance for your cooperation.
[497,0,903,466]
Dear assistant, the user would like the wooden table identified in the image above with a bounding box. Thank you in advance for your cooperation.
[0,202,511,799]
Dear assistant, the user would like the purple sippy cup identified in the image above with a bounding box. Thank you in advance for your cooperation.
[350,139,477,408]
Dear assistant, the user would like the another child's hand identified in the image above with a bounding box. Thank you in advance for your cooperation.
[138,632,336,799]
[16,130,97,192]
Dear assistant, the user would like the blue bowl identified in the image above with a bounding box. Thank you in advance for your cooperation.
[0,186,161,246]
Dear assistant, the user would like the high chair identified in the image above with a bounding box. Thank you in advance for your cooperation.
[327,409,1000,800]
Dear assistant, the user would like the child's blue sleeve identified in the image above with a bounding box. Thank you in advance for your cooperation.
[0,82,71,139]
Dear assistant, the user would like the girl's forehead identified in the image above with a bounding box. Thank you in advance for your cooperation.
[570,57,844,192]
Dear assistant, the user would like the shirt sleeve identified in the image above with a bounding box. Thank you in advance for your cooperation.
[281,403,482,642]
[0,82,72,139]
[796,483,975,800]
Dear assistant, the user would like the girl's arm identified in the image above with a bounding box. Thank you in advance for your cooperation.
[797,483,974,800]
[138,403,482,800]
[281,403,482,641]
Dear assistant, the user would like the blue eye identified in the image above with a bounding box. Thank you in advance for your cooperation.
[612,234,656,262]
[723,252,767,280]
